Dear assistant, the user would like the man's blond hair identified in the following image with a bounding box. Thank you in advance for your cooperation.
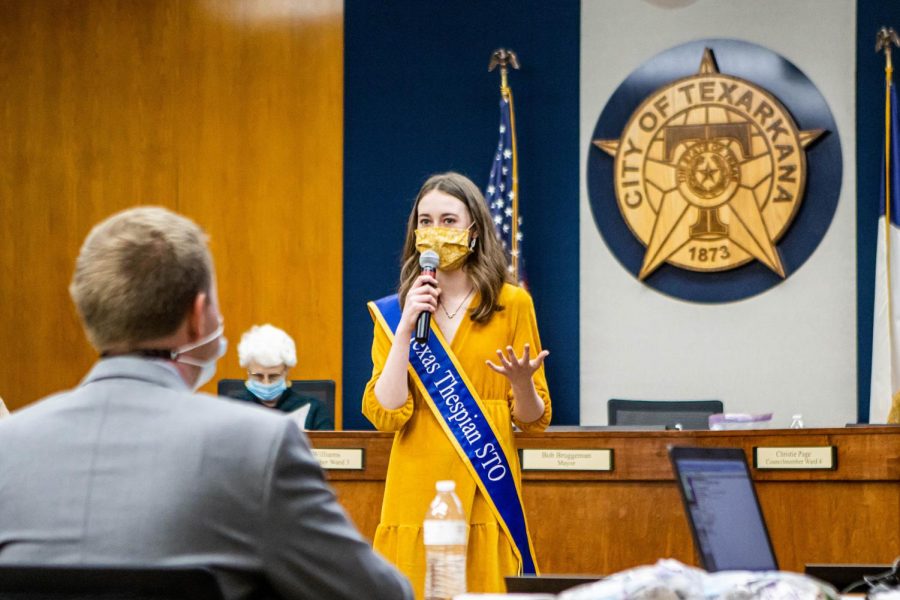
[69,206,212,350]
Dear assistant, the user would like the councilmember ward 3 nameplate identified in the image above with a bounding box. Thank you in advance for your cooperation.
[520,449,613,471]
[753,446,836,470]
[310,448,365,470]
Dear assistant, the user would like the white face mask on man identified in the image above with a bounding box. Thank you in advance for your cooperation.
[171,323,227,391]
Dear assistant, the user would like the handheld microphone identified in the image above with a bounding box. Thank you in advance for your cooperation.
[415,250,440,344]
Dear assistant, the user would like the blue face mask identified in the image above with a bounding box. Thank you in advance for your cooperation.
[246,379,287,402]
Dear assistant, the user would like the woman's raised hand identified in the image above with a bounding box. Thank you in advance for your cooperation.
[486,343,549,386]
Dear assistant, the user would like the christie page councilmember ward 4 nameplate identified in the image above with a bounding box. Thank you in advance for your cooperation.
[753,446,835,470]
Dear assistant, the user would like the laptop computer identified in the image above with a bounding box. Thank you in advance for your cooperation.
[669,446,778,572]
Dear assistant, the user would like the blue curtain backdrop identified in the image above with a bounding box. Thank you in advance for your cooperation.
[342,0,581,429]
[856,0,900,421]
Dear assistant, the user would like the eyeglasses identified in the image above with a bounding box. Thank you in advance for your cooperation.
[247,370,287,384]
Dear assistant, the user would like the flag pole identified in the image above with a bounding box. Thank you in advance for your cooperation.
[877,27,899,298]
[489,49,521,279]
[877,27,900,422]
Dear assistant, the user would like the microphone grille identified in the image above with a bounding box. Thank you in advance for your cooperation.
[419,250,440,269]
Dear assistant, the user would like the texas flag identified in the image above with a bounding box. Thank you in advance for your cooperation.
[870,63,900,423]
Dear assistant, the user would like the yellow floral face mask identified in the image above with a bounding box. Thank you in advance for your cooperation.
[415,225,473,270]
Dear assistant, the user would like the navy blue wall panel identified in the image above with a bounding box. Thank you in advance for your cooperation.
[856,0,900,421]
[343,1,581,429]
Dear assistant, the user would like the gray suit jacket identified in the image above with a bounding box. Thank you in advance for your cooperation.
[0,357,412,600]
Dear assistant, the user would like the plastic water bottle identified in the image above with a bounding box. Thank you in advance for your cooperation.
[790,414,804,429]
[424,480,467,600]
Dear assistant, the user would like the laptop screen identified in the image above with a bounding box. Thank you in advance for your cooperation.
[669,447,778,572]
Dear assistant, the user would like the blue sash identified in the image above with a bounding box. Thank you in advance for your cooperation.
[368,294,538,575]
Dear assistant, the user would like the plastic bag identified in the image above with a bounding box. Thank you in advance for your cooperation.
[558,559,839,600]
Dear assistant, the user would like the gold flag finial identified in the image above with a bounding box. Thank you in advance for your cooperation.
[489,48,520,91]
[698,48,719,74]
[876,27,900,71]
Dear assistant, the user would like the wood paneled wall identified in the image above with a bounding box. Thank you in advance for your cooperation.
[0,0,344,424]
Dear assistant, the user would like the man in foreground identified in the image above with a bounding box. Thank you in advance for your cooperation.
[0,206,412,600]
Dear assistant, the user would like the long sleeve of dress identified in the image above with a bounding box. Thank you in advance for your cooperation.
[508,290,552,433]
[362,321,415,432]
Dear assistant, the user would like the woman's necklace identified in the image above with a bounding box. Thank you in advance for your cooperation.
[440,287,474,319]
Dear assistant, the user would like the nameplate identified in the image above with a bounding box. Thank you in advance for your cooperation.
[520,448,613,471]
[753,446,836,470]
[310,448,365,470]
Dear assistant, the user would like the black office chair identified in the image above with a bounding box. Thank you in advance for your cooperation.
[607,399,723,430]
[217,378,335,427]
[0,564,223,599]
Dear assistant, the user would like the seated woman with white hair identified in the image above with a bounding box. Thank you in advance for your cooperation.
[233,324,333,430]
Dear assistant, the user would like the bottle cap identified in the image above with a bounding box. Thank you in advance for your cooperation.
[436,480,455,492]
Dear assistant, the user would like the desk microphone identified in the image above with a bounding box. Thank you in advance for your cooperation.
[415,250,440,344]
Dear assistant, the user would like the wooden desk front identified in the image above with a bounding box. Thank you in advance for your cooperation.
[308,428,900,574]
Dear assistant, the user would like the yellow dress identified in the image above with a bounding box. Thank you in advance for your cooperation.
[363,283,552,598]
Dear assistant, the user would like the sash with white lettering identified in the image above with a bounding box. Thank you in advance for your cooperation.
[368,294,538,575]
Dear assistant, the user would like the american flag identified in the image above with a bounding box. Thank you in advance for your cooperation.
[485,90,524,282]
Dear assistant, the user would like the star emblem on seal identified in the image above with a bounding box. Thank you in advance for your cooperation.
[594,48,824,280]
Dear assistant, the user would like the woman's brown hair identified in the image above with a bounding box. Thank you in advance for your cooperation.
[398,172,513,323]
